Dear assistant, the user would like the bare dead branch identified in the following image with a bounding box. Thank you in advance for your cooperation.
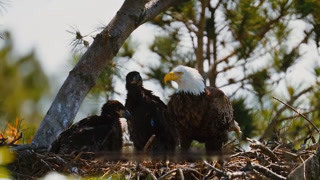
[260,86,314,140]
[272,96,320,134]
[278,109,316,122]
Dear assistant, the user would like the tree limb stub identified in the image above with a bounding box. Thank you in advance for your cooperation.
[32,0,189,149]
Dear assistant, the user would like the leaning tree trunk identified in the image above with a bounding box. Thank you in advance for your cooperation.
[32,0,188,149]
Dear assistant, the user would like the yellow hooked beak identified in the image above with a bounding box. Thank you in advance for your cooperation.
[164,72,181,84]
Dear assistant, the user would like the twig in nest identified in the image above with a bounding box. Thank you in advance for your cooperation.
[222,139,237,148]
[40,159,53,171]
[275,149,300,162]
[143,134,156,152]
[268,163,291,173]
[190,172,199,180]
[203,160,247,179]
[203,160,225,176]
[273,96,320,134]
[158,169,178,179]
[137,164,157,180]
[182,167,203,176]
[247,138,279,162]
[178,168,184,180]
[204,169,212,179]
[252,163,286,180]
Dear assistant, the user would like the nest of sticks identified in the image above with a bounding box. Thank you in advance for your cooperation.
[6,137,318,180]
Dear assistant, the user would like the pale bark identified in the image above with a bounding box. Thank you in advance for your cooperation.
[32,0,188,149]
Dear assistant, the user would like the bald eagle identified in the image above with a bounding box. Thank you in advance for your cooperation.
[164,65,241,152]
[50,100,131,154]
[125,71,177,153]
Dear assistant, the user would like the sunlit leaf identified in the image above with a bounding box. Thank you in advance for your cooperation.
[0,146,15,165]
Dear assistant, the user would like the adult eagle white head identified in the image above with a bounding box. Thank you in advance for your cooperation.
[164,65,241,152]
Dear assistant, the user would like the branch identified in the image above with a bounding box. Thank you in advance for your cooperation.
[272,96,320,134]
[260,86,314,140]
[142,0,189,25]
[278,109,316,122]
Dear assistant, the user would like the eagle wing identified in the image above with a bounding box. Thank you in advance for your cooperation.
[50,115,103,153]
[144,90,177,149]
[206,87,234,130]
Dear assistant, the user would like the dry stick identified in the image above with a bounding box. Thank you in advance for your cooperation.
[279,109,316,122]
[222,139,237,149]
[203,161,225,176]
[204,169,213,179]
[268,163,291,173]
[178,168,185,180]
[182,167,204,177]
[252,163,286,180]
[138,164,157,180]
[143,134,156,152]
[158,169,178,180]
[190,172,199,180]
[273,96,320,134]
[203,160,247,179]
[40,159,53,171]
[158,167,203,180]
[247,138,279,162]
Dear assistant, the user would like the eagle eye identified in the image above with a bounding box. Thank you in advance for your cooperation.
[176,72,184,76]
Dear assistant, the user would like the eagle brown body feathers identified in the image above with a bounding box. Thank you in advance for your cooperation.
[49,100,130,154]
[168,87,233,151]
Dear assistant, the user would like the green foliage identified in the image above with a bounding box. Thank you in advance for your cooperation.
[150,34,178,60]
[273,47,300,73]
[0,146,15,179]
[111,0,320,146]
[295,0,319,18]
[225,0,267,58]
[295,0,320,50]
[0,32,49,127]
[314,64,320,78]
[248,69,270,101]
[232,98,255,139]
